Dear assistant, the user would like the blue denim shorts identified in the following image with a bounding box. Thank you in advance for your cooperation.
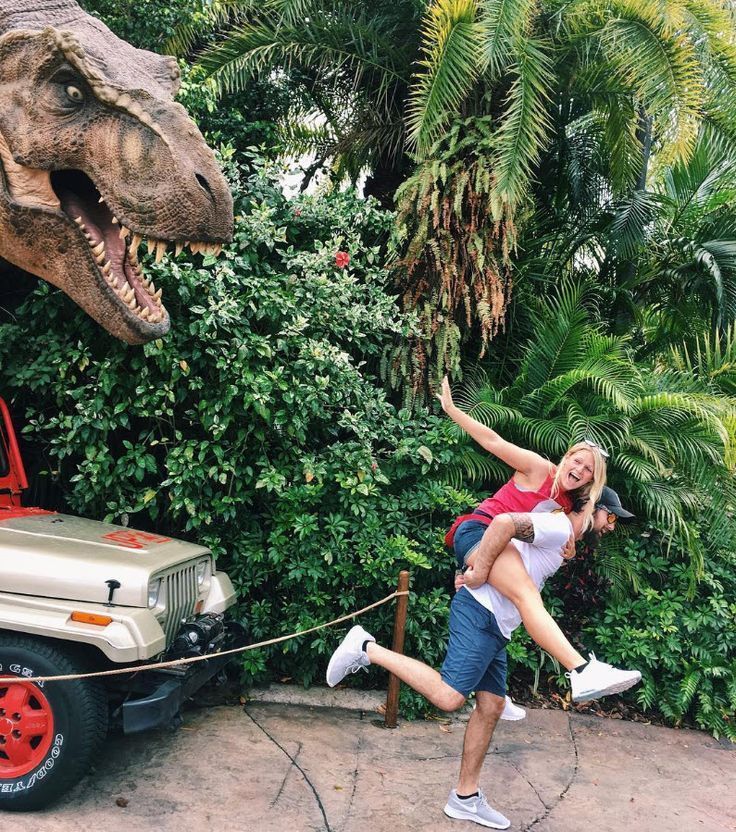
[440,587,508,698]
[453,520,488,569]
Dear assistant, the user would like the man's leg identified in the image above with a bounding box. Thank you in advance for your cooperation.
[457,691,504,794]
[444,614,511,829]
[366,643,465,712]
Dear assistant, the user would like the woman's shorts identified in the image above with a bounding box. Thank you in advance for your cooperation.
[453,519,491,569]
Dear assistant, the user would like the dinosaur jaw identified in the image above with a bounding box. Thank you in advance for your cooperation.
[53,170,169,331]
[51,170,221,338]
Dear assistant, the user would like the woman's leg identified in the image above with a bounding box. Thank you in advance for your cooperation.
[486,547,585,671]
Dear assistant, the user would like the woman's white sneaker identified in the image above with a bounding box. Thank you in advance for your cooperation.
[325,625,375,687]
[568,655,641,702]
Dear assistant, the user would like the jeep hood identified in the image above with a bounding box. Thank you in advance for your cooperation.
[0,512,211,607]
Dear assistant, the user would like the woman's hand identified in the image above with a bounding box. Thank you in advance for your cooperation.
[436,376,454,413]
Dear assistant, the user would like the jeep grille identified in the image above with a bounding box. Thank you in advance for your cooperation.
[160,564,199,645]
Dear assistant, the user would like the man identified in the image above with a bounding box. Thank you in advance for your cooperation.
[325,487,640,830]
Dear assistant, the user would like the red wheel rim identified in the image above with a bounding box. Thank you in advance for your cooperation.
[0,679,54,778]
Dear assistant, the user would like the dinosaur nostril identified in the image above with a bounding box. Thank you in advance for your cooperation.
[195,173,215,202]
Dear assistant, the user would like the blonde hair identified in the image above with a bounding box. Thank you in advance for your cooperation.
[551,442,607,531]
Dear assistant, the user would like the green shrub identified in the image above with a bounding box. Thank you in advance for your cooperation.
[584,530,736,740]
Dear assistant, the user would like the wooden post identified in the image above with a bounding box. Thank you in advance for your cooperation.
[384,570,410,729]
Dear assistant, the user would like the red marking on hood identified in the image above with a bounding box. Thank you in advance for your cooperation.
[102,529,172,549]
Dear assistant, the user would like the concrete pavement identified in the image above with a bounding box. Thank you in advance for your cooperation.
[4,696,735,832]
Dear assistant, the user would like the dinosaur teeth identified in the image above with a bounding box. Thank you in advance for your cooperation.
[74,216,83,226]
[148,280,156,295]
[175,241,183,257]
[155,240,167,263]
[119,226,129,240]
[140,308,151,320]
[153,288,162,303]
[102,261,112,275]
[92,241,105,256]
[147,238,156,256]
[111,217,118,225]
[131,233,142,252]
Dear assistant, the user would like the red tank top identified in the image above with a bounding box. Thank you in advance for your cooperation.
[475,471,574,516]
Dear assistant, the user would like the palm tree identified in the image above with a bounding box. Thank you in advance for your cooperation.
[443,282,736,584]
[170,0,424,202]
[513,129,736,355]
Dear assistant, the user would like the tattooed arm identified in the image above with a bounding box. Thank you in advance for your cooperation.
[463,513,536,589]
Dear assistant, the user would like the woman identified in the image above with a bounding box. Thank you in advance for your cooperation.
[437,376,608,680]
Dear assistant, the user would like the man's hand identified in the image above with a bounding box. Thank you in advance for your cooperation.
[561,533,576,560]
[436,375,454,413]
[454,569,465,592]
[463,567,486,589]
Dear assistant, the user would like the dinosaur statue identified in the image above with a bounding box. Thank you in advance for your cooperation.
[0,0,233,344]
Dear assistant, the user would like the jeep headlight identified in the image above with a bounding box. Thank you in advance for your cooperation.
[196,559,211,591]
[147,577,162,609]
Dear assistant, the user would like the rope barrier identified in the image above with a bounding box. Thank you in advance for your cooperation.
[0,589,409,685]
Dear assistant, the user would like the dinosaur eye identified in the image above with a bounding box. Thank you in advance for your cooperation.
[64,84,84,104]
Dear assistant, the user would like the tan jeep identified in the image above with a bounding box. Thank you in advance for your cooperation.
[0,397,238,810]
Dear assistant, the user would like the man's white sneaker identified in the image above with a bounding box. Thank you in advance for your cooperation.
[444,789,510,829]
[325,625,375,687]
[500,696,526,721]
[568,654,642,702]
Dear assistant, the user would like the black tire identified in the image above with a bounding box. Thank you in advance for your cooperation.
[0,633,108,811]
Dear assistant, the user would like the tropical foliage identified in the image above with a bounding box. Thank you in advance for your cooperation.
[170,0,736,385]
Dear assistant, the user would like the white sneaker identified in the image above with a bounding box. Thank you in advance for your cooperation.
[500,696,526,721]
[325,625,375,687]
[444,789,510,829]
[568,654,641,702]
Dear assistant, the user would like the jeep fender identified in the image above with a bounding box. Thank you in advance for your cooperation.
[0,592,166,662]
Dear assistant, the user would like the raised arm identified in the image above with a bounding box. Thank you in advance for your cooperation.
[436,377,547,478]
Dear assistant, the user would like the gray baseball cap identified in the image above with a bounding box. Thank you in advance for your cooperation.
[597,486,635,519]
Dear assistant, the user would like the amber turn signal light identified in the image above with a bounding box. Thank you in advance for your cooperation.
[71,611,113,626]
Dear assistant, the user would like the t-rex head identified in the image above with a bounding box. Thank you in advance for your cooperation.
[0,3,233,343]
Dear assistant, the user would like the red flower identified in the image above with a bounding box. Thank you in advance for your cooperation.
[293,208,302,217]
[334,251,351,268]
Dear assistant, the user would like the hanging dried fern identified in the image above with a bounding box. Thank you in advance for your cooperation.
[387,116,516,402]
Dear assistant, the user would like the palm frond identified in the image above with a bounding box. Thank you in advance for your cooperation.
[407,0,485,155]
[477,0,536,80]
[490,36,555,216]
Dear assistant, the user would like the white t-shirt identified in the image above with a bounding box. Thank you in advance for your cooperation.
[463,511,571,639]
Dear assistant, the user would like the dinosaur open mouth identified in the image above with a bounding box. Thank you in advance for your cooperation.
[51,170,221,325]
